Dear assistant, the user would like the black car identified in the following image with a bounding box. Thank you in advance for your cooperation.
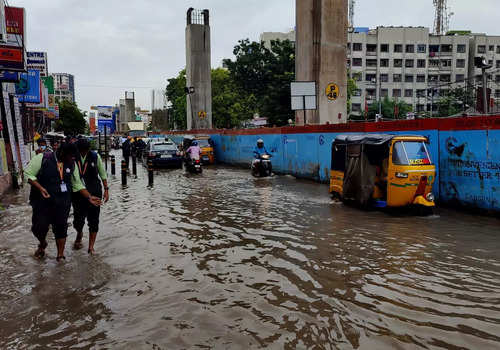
[143,141,182,168]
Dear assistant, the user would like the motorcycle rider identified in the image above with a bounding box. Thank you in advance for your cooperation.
[186,140,201,161]
[252,139,272,175]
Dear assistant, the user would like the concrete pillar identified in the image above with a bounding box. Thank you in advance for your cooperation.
[296,0,348,125]
[186,8,212,130]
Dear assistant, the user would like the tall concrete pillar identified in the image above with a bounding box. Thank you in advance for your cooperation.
[296,0,348,125]
[186,8,212,130]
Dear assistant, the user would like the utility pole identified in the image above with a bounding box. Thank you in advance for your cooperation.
[482,67,488,114]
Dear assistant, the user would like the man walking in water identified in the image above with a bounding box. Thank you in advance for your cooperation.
[25,143,101,261]
[73,138,109,254]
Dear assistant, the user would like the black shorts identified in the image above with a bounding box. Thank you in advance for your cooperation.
[31,196,71,240]
[72,194,101,233]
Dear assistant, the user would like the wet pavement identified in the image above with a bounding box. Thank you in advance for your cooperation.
[1,151,500,349]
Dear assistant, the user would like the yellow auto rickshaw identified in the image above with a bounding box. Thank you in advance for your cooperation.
[195,135,215,165]
[329,134,436,212]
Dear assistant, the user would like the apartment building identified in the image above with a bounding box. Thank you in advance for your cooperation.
[51,73,75,103]
[348,27,471,115]
[469,34,500,100]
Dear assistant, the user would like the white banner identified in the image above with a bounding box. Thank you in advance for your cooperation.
[13,98,28,167]
[3,95,20,173]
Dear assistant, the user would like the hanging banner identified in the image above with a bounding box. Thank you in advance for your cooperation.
[3,94,20,172]
[13,98,27,167]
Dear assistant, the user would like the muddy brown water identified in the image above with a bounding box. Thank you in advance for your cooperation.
[1,153,500,349]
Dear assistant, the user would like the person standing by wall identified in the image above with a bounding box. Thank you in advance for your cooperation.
[24,143,101,261]
[72,139,109,254]
[122,136,131,168]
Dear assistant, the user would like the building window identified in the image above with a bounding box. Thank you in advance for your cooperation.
[393,89,401,97]
[417,59,426,68]
[496,75,500,83]
[380,44,389,52]
[352,103,361,112]
[429,74,438,83]
[417,75,426,83]
[497,46,500,54]
[394,44,403,53]
[394,59,403,68]
[366,59,377,67]
[416,89,426,97]
[366,89,376,98]
[367,44,377,52]
[352,58,362,66]
[406,44,415,53]
[366,73,376,82]
[429,45,440,54]
[495,90,500,98]
[456,74,465,82]
[405,59,414,68]
[429,59,440,68]
[353,72,362,81]
[404,89,413,97]
[405,75,414,83]
[380,74,388,82]
[478,45,486,54]
[456,59,466,68]
[440,74,451,82]
[441,44,453,53]
[353,89,362,96]
[380,89,388,97]
[441,59,452,67]
[393,74,402,82]
[380,58,389,67]
[489,59,494,66]
[489,45,495,51]
[457,44,466,53]
[497,60,500,69]
[353,43,363,51]
[417,44,427,53]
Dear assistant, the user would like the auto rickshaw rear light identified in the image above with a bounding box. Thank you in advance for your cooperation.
[426,193,435,202]
[396,172,408,178]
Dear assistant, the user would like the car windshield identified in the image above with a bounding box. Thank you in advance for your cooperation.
[153,143,176,151]
[196,139,210,147]
[392,141,432,165]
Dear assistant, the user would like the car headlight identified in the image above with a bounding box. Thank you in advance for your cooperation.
[426,193,435,202]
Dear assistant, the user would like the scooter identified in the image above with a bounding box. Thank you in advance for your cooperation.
[251,154,272,177]
[185,156,203,174]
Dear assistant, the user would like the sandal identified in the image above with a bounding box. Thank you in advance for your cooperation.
[73,241,83,250]
[56,256,66,262]
[88,248,95,255]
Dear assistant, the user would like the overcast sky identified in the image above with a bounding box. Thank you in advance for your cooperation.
[12,0,500,115]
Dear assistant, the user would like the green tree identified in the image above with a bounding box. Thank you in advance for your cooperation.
[223,39,295,126]
[54,100,86,135]
[165,70,187,130]
[367,97,413,119]
[436,87,473,117]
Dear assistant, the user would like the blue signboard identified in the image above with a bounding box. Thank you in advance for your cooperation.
[97,119,115,133]
[15,69,41,103]
[0,71,19,82]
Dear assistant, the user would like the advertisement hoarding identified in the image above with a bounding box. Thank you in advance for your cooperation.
[26,52,48,76]
[15,69,41,103]
[0,7,26,72]
[97,106,113,120]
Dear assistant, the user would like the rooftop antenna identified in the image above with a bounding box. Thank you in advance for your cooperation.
[348,0,355,31]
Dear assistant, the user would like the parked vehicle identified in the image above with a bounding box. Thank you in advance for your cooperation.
[144,140,183,168]
[251,153,273,177]
[329,134,436,214]
[182,135,215,164]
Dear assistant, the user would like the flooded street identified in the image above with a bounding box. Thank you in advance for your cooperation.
[1,153,500,349]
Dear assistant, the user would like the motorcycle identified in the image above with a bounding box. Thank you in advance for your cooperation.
[185,156,203,174]
[252,154,272,177]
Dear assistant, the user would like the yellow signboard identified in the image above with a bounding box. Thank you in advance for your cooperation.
[198,110,207,119]
[325,83,339,101]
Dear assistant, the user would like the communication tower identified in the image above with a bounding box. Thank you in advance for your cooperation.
[433,0,452,35]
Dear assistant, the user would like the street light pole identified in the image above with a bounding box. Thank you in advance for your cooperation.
[378,77,382,117]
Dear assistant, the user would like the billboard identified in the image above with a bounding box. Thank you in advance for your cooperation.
[0,7,26,72]
[97,106,113,120]
[27,52,48,76]
[15,69,41,103]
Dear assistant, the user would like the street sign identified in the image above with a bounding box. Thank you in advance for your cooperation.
[198,110,207,119]
[325,83,339,101]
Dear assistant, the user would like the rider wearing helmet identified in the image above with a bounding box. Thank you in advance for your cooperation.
[253,139,268,159]
[186,140,201,160]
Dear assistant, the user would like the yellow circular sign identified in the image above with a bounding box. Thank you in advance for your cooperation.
[198,110,207,119]
[325,83,339,101]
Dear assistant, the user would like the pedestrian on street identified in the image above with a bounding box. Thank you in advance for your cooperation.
[25,143,101,261]
[35,137,47,155]
[72,138,109,254]
[122,136,131,168]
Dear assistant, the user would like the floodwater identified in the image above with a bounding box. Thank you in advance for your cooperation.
[1,153,500,350]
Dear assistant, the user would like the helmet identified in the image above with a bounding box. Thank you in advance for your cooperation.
[192,141,198,146]
[36,137,47,145]
[257,139,264,146]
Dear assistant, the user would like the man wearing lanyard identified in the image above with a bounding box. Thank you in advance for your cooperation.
[25,143,102,261]
[73,138,109,254]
